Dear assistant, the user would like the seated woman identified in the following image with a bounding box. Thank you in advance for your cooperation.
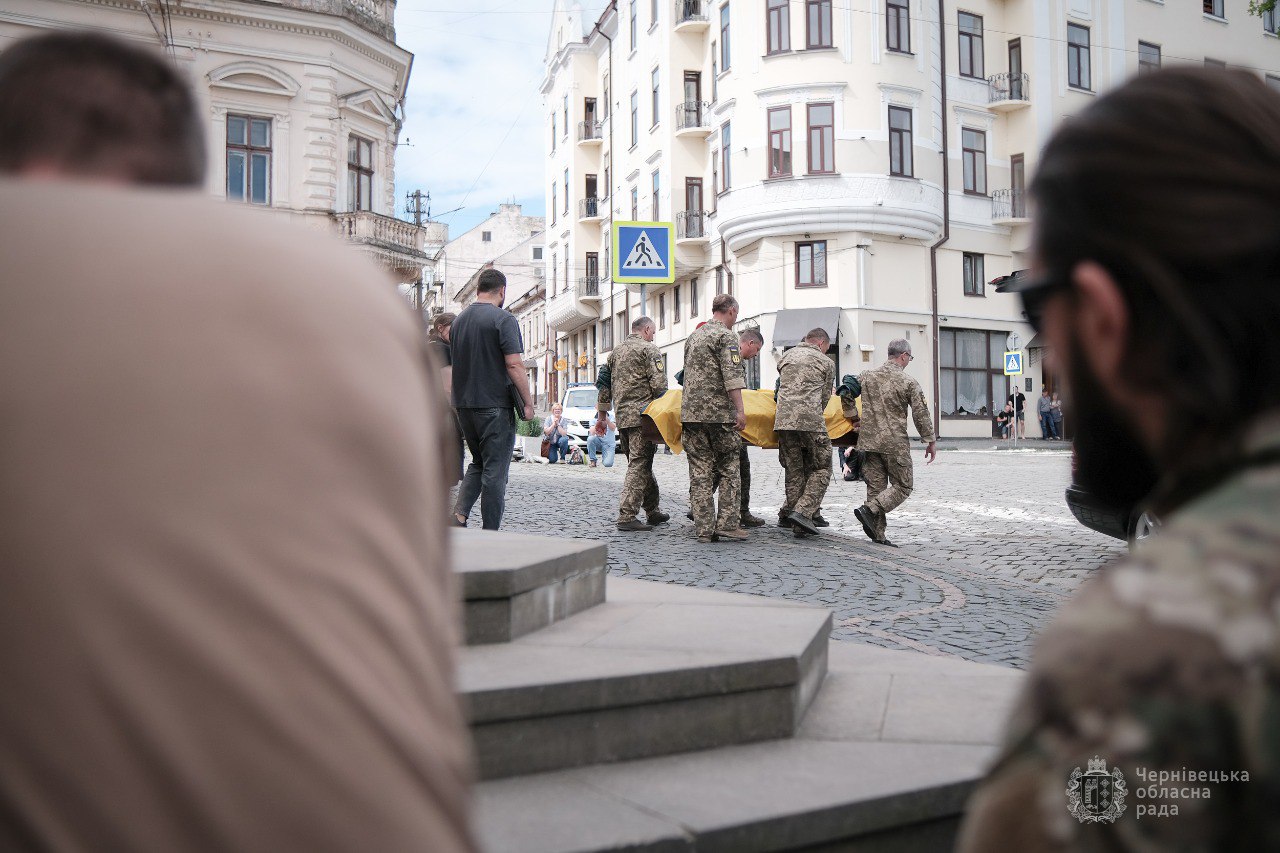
[542,403,572,463]
[586,411,616,468]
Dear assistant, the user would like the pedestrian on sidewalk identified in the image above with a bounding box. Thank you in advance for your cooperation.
[1049,391,1064,440]
[852,339,937,547]
[542,403,572,463]
[960,67,1280,851]
[598,316,669,530]
[451,268,534,530]
[996,402,1014,440]
[1007,387,1027,439]
[1037,387,1054,440]
[586,411,616,467]
[774,328,836,537]
[682,294,749,544]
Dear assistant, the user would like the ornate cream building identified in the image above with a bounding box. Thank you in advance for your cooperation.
[543,0,1280,436]
[0,0,443,290]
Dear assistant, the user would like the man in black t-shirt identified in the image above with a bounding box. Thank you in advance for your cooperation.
[1007,388,1027,439]
[450,268,533,530]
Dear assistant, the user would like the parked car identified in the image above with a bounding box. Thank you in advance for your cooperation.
[559,383,621,452]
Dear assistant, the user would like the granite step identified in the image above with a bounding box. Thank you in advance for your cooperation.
[471,605,1026,852]
[454,529,607,645]
[455,578,832,780]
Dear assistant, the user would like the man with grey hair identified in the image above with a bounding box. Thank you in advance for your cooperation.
[852,338,936,546]
[599,315,670,530]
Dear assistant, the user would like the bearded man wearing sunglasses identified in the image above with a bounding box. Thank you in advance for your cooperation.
[959,68,1280,850]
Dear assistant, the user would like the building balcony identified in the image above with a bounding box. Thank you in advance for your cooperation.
[577,276,605,300]
[546,285,601,333]
[279,0,396,40]
[991,188,1030,224]
[675,100,712,137]
[988,73,1031,111]
[714,173,944,252]
[674,0,710,32]
[578,197,603,222]
[676,210,709,242]
[333,210,434,278]
[577,120,603,145]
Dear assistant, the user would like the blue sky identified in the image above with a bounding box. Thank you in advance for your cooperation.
[393,1,609,237]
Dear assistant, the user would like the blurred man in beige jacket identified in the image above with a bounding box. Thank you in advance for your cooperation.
[0,31,474,852]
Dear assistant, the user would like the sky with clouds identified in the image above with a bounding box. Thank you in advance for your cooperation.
[393,1,609,238]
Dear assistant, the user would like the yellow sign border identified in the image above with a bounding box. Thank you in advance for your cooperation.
[611,221,676,285]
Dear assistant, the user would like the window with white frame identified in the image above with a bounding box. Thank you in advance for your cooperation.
[807,102,835,174]
[1067,23,1091,90]
[958,12,984,79]
[940,329,1005,418]
[962,252,984,296]
[961,128,986,195]
[767,106,792,178]
[767,0,790,53]
[226,114,271,205]
[888,105,913,177]
[1138,41,1161,75]
[796,241,827,287]
[720,4,731,69]
[347,135,373,212]
[887,0,910,53]
[806,0,832,49]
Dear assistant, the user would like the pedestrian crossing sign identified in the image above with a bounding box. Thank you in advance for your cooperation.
[612,221,675,285]
[1003,351,1024,375]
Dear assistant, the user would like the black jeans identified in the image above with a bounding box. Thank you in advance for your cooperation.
[454,407,515,530]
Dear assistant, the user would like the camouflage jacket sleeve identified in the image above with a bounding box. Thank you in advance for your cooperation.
[644,342,668,399]
[597,351,617,412]
[909,377,935,443]
[821,359,834,410]
[958,519,1280,852]
[718,328,746,393]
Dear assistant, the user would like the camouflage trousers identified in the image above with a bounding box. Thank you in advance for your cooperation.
[683,423,741,537]
[710,445,751,519]
[861,450,914,540]
[616,427,660,523]
[777,430,832,519]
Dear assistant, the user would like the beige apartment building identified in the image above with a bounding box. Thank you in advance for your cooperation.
[543,0,1279,436]
[0,0,443,291]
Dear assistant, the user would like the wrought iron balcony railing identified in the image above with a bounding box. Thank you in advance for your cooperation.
[676,209,708,239]
[577,120,602,142]
[992,188,1028,221]
[988,72,1030,104]
[675,100,711,131]
[578,197,601,219]
[675,0,708,26]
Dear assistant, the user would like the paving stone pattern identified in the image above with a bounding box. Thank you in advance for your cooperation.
[495,444,1123,669]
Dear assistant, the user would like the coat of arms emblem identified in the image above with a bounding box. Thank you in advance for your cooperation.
[1067,756,1127,823]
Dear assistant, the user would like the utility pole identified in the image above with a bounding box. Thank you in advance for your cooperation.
[404,189,430,227]
[404,190,430,313]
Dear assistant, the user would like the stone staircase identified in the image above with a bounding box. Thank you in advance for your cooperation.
[452,530,1024,852]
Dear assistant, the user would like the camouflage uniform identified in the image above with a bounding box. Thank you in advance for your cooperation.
[599,333,667,523]
[857,360,934,541]
[681,319,747,537]
[775,342,835,520]
[959,420,1280,852]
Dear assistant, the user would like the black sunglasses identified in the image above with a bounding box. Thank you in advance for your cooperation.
[992,270,1068,334]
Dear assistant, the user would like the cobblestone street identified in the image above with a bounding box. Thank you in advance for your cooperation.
[494,443,1123,669]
